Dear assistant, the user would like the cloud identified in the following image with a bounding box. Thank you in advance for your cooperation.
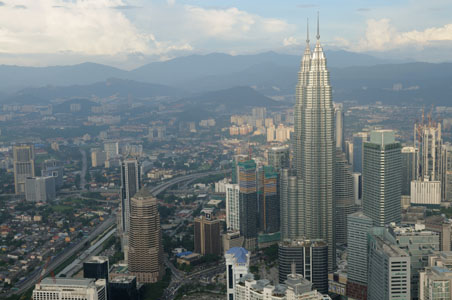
[297,4,318,9]
[14,5,26,9]
[0,0,190,59]
[357,8,370,12]
[0,2,4,6]
[167,0,175,6]
[341,18,452,52]
[283,36,300,47]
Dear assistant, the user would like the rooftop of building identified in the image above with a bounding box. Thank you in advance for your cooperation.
[39,278,96,287]
[110,276,136,284]
[374,235,409,258]
[390,223,437,236]
[85,256,108,264]
[226,247,249,263]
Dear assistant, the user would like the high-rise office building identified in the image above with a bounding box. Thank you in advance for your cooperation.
[352,172,362,206]
[363,130,402,226]
[401,146,418,196]
[292,18,335,271]
[278,239,328,294]
[410,180,441,207]
[120,159,141,260]
[267,146,290,172]
[238,159,258,250]
[32,278,107,300]
[389,224,439,299]
[352,132,369,173]
[128,189,164,283]
[226,247,250,300]
[83,256,109,286]
[257,166,279,233]
[335,103,345,152]
[13,145,35,194]
[346,211,373,300]
[367,227,410,300]
[25,176,56,202]
[109,276,138,300]
[194,215,222,256]
[226,183,240,231]
[334,150,356,244]
[41,159,64,189]
[280,168,298,240]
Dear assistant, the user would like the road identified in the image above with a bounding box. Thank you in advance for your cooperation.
[149,169,230,196]
[10,215,115,296]
[162,262,226,300]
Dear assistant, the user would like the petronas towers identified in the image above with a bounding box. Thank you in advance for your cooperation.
[282,18,335,270]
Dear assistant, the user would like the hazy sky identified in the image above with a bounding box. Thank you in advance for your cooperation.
[1,0,452,68]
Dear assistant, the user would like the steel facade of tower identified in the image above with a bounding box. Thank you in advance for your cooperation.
[293,20,335,270]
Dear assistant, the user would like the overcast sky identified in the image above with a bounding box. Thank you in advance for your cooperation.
[1,0,452,68]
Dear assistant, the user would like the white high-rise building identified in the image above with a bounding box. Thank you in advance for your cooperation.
[32,278,107,300]
[226,183,240,231]
[410,180,441,207]
[226,247,250,300]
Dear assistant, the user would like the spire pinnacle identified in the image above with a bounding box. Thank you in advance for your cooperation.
[306,18,310,44]
[316,11,320,40]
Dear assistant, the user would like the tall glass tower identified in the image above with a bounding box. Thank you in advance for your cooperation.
[293,17,335,271]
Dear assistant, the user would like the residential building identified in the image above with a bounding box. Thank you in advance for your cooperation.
[25,176,56,202]
[91,149,107,168]
[363,130,402,226]
[104,141,119,159]
[41,159,64,189]
[13,144,35,194]
[226,183,240,231]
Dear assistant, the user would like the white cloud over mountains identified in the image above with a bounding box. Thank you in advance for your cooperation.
[344,18,452,52]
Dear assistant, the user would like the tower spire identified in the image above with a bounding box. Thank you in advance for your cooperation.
[306,18,310,44]
[316,11,320,40]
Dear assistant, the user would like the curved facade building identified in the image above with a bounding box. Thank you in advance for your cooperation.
[278,239,328,294]
[128,189,164,283]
